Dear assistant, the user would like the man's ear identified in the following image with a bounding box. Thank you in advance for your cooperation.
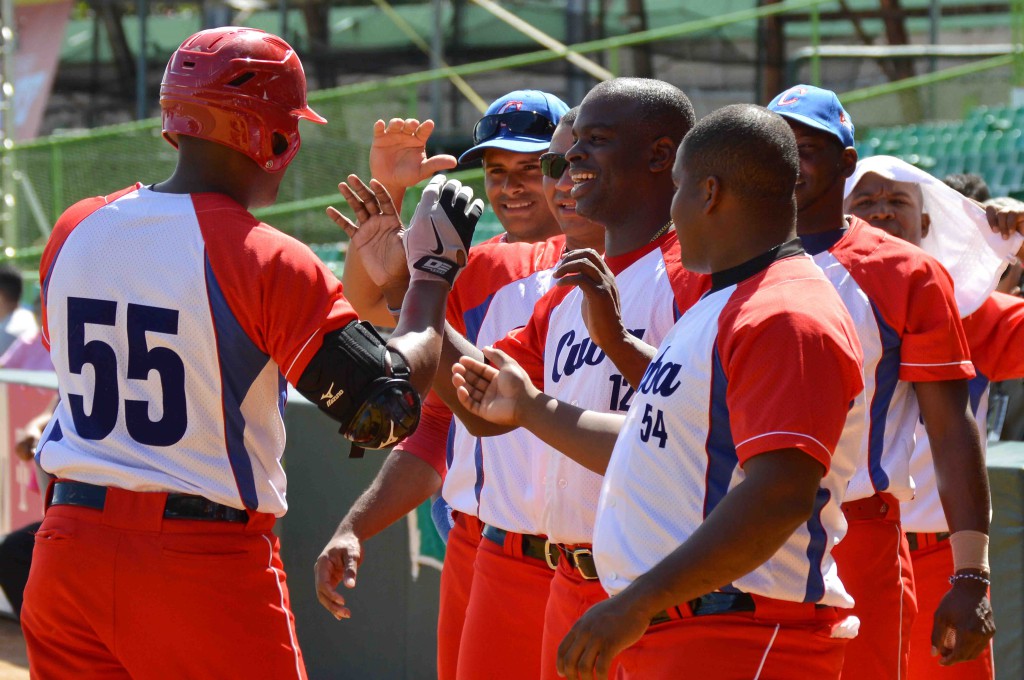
[921,212,931,239]
[839,147,858,179]
[704,176,721,214]
[650,137,677,174]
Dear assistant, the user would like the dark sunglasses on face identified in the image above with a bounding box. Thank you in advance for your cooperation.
[540,152,569,180]
[472,110,557,145]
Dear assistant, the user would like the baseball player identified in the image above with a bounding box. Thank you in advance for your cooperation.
[843,162,1024,680]
[766,85,995,678]
[435,78,709,679]
[316,92,595,680]
[20,27,481,680]
[453,104,865,680]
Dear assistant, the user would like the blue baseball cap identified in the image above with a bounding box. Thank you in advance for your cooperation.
[767,85,855,149]
[458,90,570,165]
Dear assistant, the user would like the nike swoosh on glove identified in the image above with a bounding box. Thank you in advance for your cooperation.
[405,174,483,287]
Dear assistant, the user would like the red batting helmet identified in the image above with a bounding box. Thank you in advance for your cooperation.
[160,26,326,172]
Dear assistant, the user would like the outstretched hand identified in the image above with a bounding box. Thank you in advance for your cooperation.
[327,174,409,288]
[369,118,458,194]
[452,346,536,427]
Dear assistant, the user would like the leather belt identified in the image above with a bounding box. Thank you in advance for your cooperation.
[906,531,951,552]
[49,480,250,523]
[554,544,600,580]
[481,524,560,567]
[651,592,756,624]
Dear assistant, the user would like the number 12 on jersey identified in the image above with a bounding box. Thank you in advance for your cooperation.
[66,296,188,446]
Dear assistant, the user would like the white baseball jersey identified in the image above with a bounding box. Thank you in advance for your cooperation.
[594,248,863,606]
[902,291,1024,531]
[800,218,974,503]
[494,231,708,544]
[38,185,357,516]
[393,236,564,534]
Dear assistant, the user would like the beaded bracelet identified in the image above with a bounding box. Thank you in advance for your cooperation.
[948,573,991,587]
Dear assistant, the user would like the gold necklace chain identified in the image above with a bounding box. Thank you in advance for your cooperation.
[649,219,673,243]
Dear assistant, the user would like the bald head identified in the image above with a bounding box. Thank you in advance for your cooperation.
[583,78,696,143]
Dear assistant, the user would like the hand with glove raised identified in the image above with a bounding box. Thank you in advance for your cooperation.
[405,174,483,287]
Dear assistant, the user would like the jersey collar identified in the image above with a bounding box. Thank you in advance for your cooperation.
[709,238,805,293]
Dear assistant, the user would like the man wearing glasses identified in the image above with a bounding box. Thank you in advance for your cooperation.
[317,90,592,680]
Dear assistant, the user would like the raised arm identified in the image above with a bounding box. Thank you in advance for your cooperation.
[336,119,458,325]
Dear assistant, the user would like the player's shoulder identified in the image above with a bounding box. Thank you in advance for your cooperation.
[54,184,142,232]
[193,193,320,268]
[729,254,841,322]
[456,234,564,294]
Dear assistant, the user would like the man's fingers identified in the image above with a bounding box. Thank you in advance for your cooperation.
[347,175,380,212]
[416,119,436,138]
[313,557,352,620]
[342,550,360,589]
[337,183,369,220]
[384,117,406,134]
[368,180,397,216]
[326,206,359,240]
[422,155,459,175]
[481,346,511,369]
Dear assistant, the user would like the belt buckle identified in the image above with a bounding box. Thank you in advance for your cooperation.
[543,539,560,570]
[569,547,600,580]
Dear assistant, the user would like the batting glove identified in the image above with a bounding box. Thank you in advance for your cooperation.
[405,174,482,287]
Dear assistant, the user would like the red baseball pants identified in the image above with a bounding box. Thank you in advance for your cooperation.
[832,494,917,680]
[22,488,306,680]
[437,511,482,680]
[907,537,993,680]
[455,528,554,679]
[615,606,848,680]
[540,556,621,680]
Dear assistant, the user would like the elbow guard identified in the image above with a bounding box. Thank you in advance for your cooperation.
[296,321,421,454]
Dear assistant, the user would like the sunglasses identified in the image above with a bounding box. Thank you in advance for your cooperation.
[472,110,557,145]
[540,152,569,180]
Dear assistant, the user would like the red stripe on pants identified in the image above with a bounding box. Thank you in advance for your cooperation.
[616,609,848,679]
[832,508,917,679]
[907,539,994,680]
[22,491,305,680]
[455,529,554,679]
[437,512,482,680]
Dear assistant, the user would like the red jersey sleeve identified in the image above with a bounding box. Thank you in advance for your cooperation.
[195,194,357,385]
[896,257,974,383]
[394,389,451,478]
[963,292,1024,382]
[719,274,864,472]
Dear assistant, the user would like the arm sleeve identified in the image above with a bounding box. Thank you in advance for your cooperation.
[393,390,451,477]
[963,292,1024,382]
[720,293,864,472]
[897,259,975,383]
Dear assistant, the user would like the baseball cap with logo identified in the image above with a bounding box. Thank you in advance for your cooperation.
[458,89,570,165]
[767,84,855,149]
